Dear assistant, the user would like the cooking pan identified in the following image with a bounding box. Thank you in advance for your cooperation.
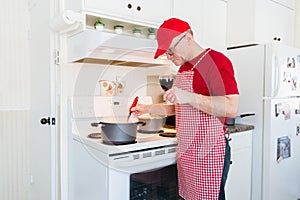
[91,117,145,145]
[137,114,166,133]
[226,113,255,126]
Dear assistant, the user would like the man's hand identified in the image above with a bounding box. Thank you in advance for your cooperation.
[164,87,192,104]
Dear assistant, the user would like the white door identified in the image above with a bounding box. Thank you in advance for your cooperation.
[263,98,300,200]
[29,0,58,199]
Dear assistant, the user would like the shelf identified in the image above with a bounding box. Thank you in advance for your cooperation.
[86,14,157,40]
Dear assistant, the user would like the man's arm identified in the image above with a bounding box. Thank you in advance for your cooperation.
[165,87,238,117]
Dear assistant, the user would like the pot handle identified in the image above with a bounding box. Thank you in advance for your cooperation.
[91,122,100,127]
[240,113,255,118]
[136,121,146,126]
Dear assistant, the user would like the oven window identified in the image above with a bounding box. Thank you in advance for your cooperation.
[130,164,179,200]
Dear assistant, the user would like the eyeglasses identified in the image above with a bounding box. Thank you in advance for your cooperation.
[165,33,186,56]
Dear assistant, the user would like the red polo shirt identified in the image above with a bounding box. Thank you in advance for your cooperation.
[178,48,239,125]
[179,48,239,96]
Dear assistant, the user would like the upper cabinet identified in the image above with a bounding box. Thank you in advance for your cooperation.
[227,0,295,48]
[64,0,172,27]
[172,0,228,52]
[271,0,295,9]
[295,1,300,49]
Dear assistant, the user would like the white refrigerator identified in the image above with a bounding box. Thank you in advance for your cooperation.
[228,43,300,200]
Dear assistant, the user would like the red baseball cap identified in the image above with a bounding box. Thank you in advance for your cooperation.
[154,18,191,59]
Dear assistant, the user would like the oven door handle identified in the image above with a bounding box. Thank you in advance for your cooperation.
[109,153,177,171]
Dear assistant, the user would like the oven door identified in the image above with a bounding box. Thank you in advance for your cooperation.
[108,164,179,200]
[130,164,179,200]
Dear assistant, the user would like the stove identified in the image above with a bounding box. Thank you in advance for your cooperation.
[69,96,178,165]
[68,96,179,200]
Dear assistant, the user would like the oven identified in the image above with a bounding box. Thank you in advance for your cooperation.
[68,96,179,200]
[130,164,178,199]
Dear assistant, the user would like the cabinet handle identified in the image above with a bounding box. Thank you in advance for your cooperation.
[273,37,281,41]
[136,6,141,11]
[230,161,233,165]
[40,117,55,125]
[127,3,132,9]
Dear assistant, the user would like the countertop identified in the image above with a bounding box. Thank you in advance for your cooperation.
[163,124,254,135]
[225,124,255,134]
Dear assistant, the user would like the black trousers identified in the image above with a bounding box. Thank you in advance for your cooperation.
[219,137,231,200]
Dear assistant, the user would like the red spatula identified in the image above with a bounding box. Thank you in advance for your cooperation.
[127,96,139,121]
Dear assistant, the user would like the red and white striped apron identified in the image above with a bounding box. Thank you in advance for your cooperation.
[174,49,225,200]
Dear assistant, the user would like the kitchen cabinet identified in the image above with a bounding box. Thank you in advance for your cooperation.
[271,0,295,9]
[227,0,295,48]
[64,0,172,26]
[172,0,227,52]
[295,1,300,49]
[226,130,253,200]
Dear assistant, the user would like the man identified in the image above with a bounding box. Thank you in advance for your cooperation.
[132,18,239,200]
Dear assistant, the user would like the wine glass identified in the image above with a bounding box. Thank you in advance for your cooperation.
[159,75,175,92]
[159,75,175,104]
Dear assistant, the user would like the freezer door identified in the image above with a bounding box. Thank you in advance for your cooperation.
[263,98,300,200]
[228,45,265,115]
[265,43,300,98]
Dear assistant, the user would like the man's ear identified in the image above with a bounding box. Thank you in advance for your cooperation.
[185,32,193,41]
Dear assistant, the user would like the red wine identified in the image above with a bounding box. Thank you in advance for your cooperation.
[159,77,174,91]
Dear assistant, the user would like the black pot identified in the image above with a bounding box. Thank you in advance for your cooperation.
[226,113,255,126]
[91,118,145,145]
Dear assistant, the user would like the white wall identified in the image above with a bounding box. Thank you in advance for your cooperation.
[0,1,30,200]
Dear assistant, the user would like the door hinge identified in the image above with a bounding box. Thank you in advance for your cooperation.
[54,50,60,65]
[40,117,56,125]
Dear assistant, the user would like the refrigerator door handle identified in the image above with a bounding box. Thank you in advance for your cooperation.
[273,55,280,97]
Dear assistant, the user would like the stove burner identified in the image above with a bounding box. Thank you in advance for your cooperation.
[87,133,102,139]
[102,140,137,145]
[137,129,164,134]
[159,132,176,137]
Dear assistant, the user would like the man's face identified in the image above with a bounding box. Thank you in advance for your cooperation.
[166,53,185,66]
[165,33,187,66]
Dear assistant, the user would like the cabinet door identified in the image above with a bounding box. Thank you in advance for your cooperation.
[172,0,227,51]
[256,0,295,45]
[85,0,131,18]
[227,0,295,47]
[172,0,203,44]
[226,148,252,200]
[133,0,172,25]
[295,0,300,48]
[270,0,295,9]
[84,0,171,26]
[201,0,227,51]
[226,131,252,200]
[270,0,295,45]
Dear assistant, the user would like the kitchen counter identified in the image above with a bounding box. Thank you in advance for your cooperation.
[225,124,255,134]
[163,124,254,135]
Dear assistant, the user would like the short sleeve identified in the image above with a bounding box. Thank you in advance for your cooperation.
[192,49,239,96]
